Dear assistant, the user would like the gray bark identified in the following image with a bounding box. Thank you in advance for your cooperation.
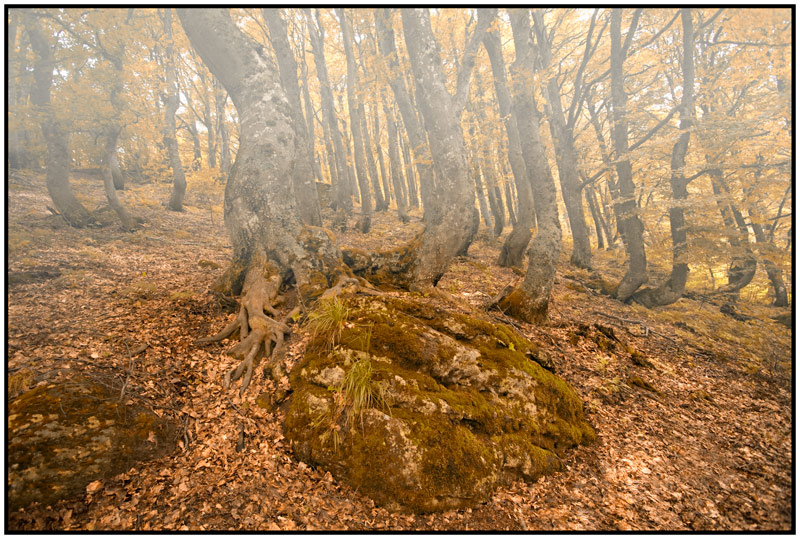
[632,9,694,307]
[177,8,344,297]
[483,18,535,267]
[264,8,322,227]
[306,9,352,217]
[163,9,187,212]
[533,10,592,269]
[375,8,435,215]
[399,8,477,284]
[27,14,94,227]
[498,9,563,323]
[383,96,410,223]
[610,9,647,301]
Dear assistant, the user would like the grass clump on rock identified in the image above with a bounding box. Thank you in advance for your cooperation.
[285,293,595,513]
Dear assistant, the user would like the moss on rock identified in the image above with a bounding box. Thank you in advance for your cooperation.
[284,294,595,512]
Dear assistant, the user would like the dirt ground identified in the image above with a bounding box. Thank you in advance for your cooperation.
[6,171,793,531]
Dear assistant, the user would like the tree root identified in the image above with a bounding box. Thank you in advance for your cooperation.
[199,263,384,396]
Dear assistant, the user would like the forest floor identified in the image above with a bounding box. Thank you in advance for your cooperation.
[6,171,793,531]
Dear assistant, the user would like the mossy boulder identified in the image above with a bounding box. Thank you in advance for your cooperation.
[284,294,595,513]
[7,377,175,511]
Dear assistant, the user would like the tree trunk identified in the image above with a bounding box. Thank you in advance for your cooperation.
[585,185,605,249]
[748,206,789,307]
[264,8,322,227]
[298,42,323,183]
[483,20,535,268]
[372,100,393,206]
[473,70,504,237]
[306,9,352,222]
[533,10,592,269]
[359,100,387,212]
[375,8,435,216]
[8,11,28,170]
[400,134,419,208]
[709,169,757,298]
[383,97,410,223]
[178,8,353,395]
[214,81,232,177]
[471,151,493,230]
[103,128,138,231]
[163,8,187,212]
[632,9,694,307]
[398,8,477,283]
[27,14,94,227]
[497,9,562,323]
[610,9,647,301]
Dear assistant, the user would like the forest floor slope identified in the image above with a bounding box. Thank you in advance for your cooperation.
[6,171,792,531]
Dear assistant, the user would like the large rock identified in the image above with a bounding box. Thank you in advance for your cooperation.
[285,295,595,512]
[7,377,175,511]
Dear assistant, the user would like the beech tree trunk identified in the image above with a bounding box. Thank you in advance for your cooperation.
[709,169,757,298]
[533,10,592,269]
[178,8,355,395]
[214,81,232,177]
[383,97,410,223]
[371,100,393,206]
[359,101,387,212]
[298,42,323,183]
[306,9,352,220]
[163,8,187,212]
[497,9,562,323]
[398,8,477,283]
[103,128,138,230]
[336,8,372,232]
[264,8,322,227]
[375,8,435,216]
[632,9,694,307]
[748,206,789,307]
[27,14,94,228]
[483,18,535,267]
[9,12,32,170]
[610,9,648,301]
[400,134,419,208]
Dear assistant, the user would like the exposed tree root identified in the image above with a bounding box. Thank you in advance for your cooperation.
[200,261,381,396]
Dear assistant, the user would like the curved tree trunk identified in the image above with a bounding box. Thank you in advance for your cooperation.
[497,9,562,323]
[27,14,94,228]
[533,10,592,269]
[610,9,647,301]
[359,101,387,212]
[398,8,477,284]
[163,8,186,212]
[264,8,322,227]
[585,185,606,249]
[709,169,757,298]
[632,9,694,308]
[474,70,504,238]
[178,8,353,394]
[748,206,789,307]
[483,19,535,268]
[103,128,138,230]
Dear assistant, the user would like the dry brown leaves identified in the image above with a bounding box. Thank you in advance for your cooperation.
[6,175,792,531]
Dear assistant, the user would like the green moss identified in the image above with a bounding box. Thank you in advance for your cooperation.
[8,378,175,511]
[285,293,594,512]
